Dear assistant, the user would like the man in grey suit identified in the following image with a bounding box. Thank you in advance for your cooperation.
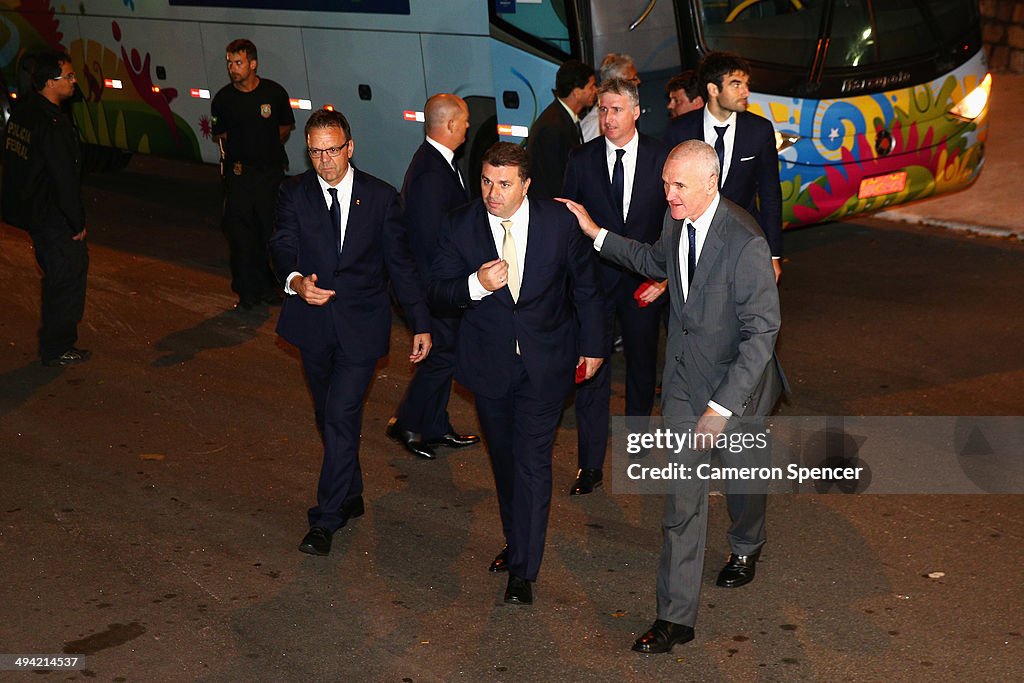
[561,140,784,653]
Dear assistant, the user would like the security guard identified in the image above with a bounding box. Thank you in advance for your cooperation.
[211,38,295,310]
[2,51,90,367]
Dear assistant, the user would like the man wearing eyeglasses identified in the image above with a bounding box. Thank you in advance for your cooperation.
[269,109,431,557]
[211,38,295,311]
[2,51,90,367]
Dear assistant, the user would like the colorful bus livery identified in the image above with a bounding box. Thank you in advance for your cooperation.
[752,53,990,227]
[1,0,992,231]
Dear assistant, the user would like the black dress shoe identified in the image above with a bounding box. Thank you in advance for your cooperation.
[298,527,333,556]
[503,574,533,605]
[489,546,509,573]
[632,619,695,653]
[569,468,603,496]
[428,431,481,448]
[716,551,760,588]
[42,347,92,367]
[385,419,436,459]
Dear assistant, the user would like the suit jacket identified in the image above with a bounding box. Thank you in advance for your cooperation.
[601,198,784,416]
[430,198,606,401]
[401,140,469,283]
[562,133,671,293]
[665,109,782,257]
[270,168,430,361]
[526,99,581,200]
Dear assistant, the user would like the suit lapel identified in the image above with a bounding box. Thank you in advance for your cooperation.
[691,204,725,294]
[338,169,364,269]
[303,170,338,262]
[424,141,467,199]
[518,202,543,303]
[667,217,685,313]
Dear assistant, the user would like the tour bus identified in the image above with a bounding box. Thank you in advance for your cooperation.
[1,1,990,228]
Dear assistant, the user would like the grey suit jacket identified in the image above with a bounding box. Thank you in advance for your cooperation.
[601,198,784,417]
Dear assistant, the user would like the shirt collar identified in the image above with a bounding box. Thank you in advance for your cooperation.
[488,196,530,228]
[688,193,721,234]
[425,136,455,165]
[317,165,354,196]
[557,97,580,124]
[604,129,639,156]
[704,106,737,129]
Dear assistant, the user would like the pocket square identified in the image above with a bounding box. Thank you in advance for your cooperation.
[740,155,755,161]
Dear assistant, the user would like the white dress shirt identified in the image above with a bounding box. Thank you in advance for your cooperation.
[605,130,639,223]
[284,167,354,294]
[595,193,731,417]
[580,105,599,142]
[703,107,737,184]
[469,197,530,300]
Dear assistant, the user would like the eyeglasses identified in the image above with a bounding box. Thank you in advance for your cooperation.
[308,145,347,158]
[53,72,77,81]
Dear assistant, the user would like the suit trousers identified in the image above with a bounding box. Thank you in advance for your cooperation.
[475,357,563,581]
[30,221,89,361]
[575,280,665,470]
[394,314,458,441]
[656,373,770,627]
[300,344,377,532]
[222,168,283,304]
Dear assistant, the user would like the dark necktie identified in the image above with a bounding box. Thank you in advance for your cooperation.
[576,120,584,144]
[328,187,341,255]
[714,125,728,188]
[687,221,697,291]
[611,148,626,220]
[452,159,464,191]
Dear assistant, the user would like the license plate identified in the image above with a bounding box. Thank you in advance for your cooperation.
[858,171,908,199]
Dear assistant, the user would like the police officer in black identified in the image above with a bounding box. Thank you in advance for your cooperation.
[211,39,295,311]
[2,51,90,367]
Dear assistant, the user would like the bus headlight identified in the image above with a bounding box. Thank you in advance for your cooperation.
[775,131,800,152]
[950,73,991,121]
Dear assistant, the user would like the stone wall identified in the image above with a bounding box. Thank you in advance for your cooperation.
[982,0,1024,73]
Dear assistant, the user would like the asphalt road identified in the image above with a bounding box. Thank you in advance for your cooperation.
[1,157,1022,681]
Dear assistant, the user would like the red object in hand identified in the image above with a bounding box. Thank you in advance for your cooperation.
[633,279,658,307]
[575,359,587,384]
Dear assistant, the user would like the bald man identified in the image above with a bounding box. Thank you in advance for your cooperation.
[563,140,784,653]
[387,94,480,459]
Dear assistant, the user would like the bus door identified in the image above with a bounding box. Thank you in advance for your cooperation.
[584,0,683,137]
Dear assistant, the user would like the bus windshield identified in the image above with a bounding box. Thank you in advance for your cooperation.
[696,0,979,69]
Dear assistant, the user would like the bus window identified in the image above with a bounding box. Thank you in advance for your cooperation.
[697,0,824,68]
[695,1,979,71]
[491,0,574,58]
[823,1,979,68]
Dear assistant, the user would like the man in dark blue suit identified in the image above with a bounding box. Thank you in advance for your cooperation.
[665,52,782,281]
[430,143,606,605]
[270,109,431,556]
[561,78,671,496]
[386,94,479,459]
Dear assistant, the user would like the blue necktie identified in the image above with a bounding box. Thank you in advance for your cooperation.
[611,148,626,220]
[328,187,341,255]
[687,221,697,291]
[714,125,728,188]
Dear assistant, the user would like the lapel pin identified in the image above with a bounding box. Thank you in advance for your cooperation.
[355,198,360,206]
